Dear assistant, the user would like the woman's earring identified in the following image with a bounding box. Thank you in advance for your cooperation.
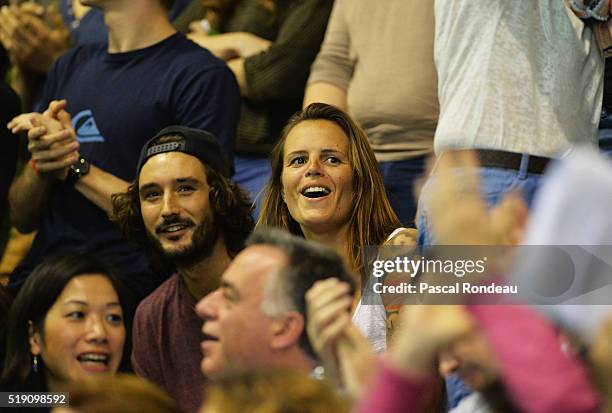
[32,354,39,373]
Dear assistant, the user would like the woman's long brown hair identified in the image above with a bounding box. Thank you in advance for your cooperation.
[257,103,401,276]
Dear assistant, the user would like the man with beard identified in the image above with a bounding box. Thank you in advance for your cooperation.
[111,125,254,413]
[6,0,240,302]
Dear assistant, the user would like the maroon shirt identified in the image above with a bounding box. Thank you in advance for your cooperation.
[132,274,206,412]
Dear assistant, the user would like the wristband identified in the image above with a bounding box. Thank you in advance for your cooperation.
[30,159,40,176]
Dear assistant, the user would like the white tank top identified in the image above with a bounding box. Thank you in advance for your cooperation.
[351,228,407,353]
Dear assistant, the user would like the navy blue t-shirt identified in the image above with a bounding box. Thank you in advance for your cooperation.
[11,33,240,299]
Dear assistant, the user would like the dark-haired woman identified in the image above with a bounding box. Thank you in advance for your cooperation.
[1,252,130,409]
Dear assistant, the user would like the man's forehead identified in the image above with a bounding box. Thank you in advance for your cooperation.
[138,152,207,184]
[222,245,287,287]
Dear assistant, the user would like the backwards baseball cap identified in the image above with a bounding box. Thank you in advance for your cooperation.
[136,125,232,177]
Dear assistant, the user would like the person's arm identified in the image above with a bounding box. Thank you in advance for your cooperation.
[7,112,78,233]
[189,0,333,100]
[302,0,351,109]
[187,29,271,62]
[303,82,347,110]
[74,165,129,217]
[305,278,353,388]
[8,102,129,228]
[305,278,386,399]
[381,228,418,341]
[8,161,55,233]
[238,0,334,101]
[42,102,130,216]
[227,57,247,94]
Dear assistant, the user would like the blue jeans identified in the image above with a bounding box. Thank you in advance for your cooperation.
[417,155,545,246]
[233,154,271,221]
[378,156,426,227]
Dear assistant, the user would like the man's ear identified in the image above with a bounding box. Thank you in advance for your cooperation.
[270,312,304,351]
[28,321,42,356]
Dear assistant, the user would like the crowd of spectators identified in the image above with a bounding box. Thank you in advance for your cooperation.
[1,0,612,412]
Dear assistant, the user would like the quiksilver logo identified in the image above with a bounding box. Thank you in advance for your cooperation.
[72,110,105,143]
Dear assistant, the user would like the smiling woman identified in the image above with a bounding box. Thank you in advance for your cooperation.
[280,119,354,238]
[258,103,414,352]
[0,252,131,395]
[259,103,404,274]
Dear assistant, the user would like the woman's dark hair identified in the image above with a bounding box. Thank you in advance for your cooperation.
[0,252,132,392]
[111,135,254,262]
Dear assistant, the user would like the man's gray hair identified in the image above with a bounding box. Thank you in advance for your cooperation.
[246,228,355,359]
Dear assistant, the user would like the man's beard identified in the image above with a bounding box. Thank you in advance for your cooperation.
[149,214,219,269]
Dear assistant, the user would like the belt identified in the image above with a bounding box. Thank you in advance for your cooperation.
[453,149,552,174]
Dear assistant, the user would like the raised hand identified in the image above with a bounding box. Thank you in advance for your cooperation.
[306,278,376,398]
[428,151,528,245]
[0,3,70,73]
[390,305,475,376]
[306,278,353,383]
[8,100,78,181]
